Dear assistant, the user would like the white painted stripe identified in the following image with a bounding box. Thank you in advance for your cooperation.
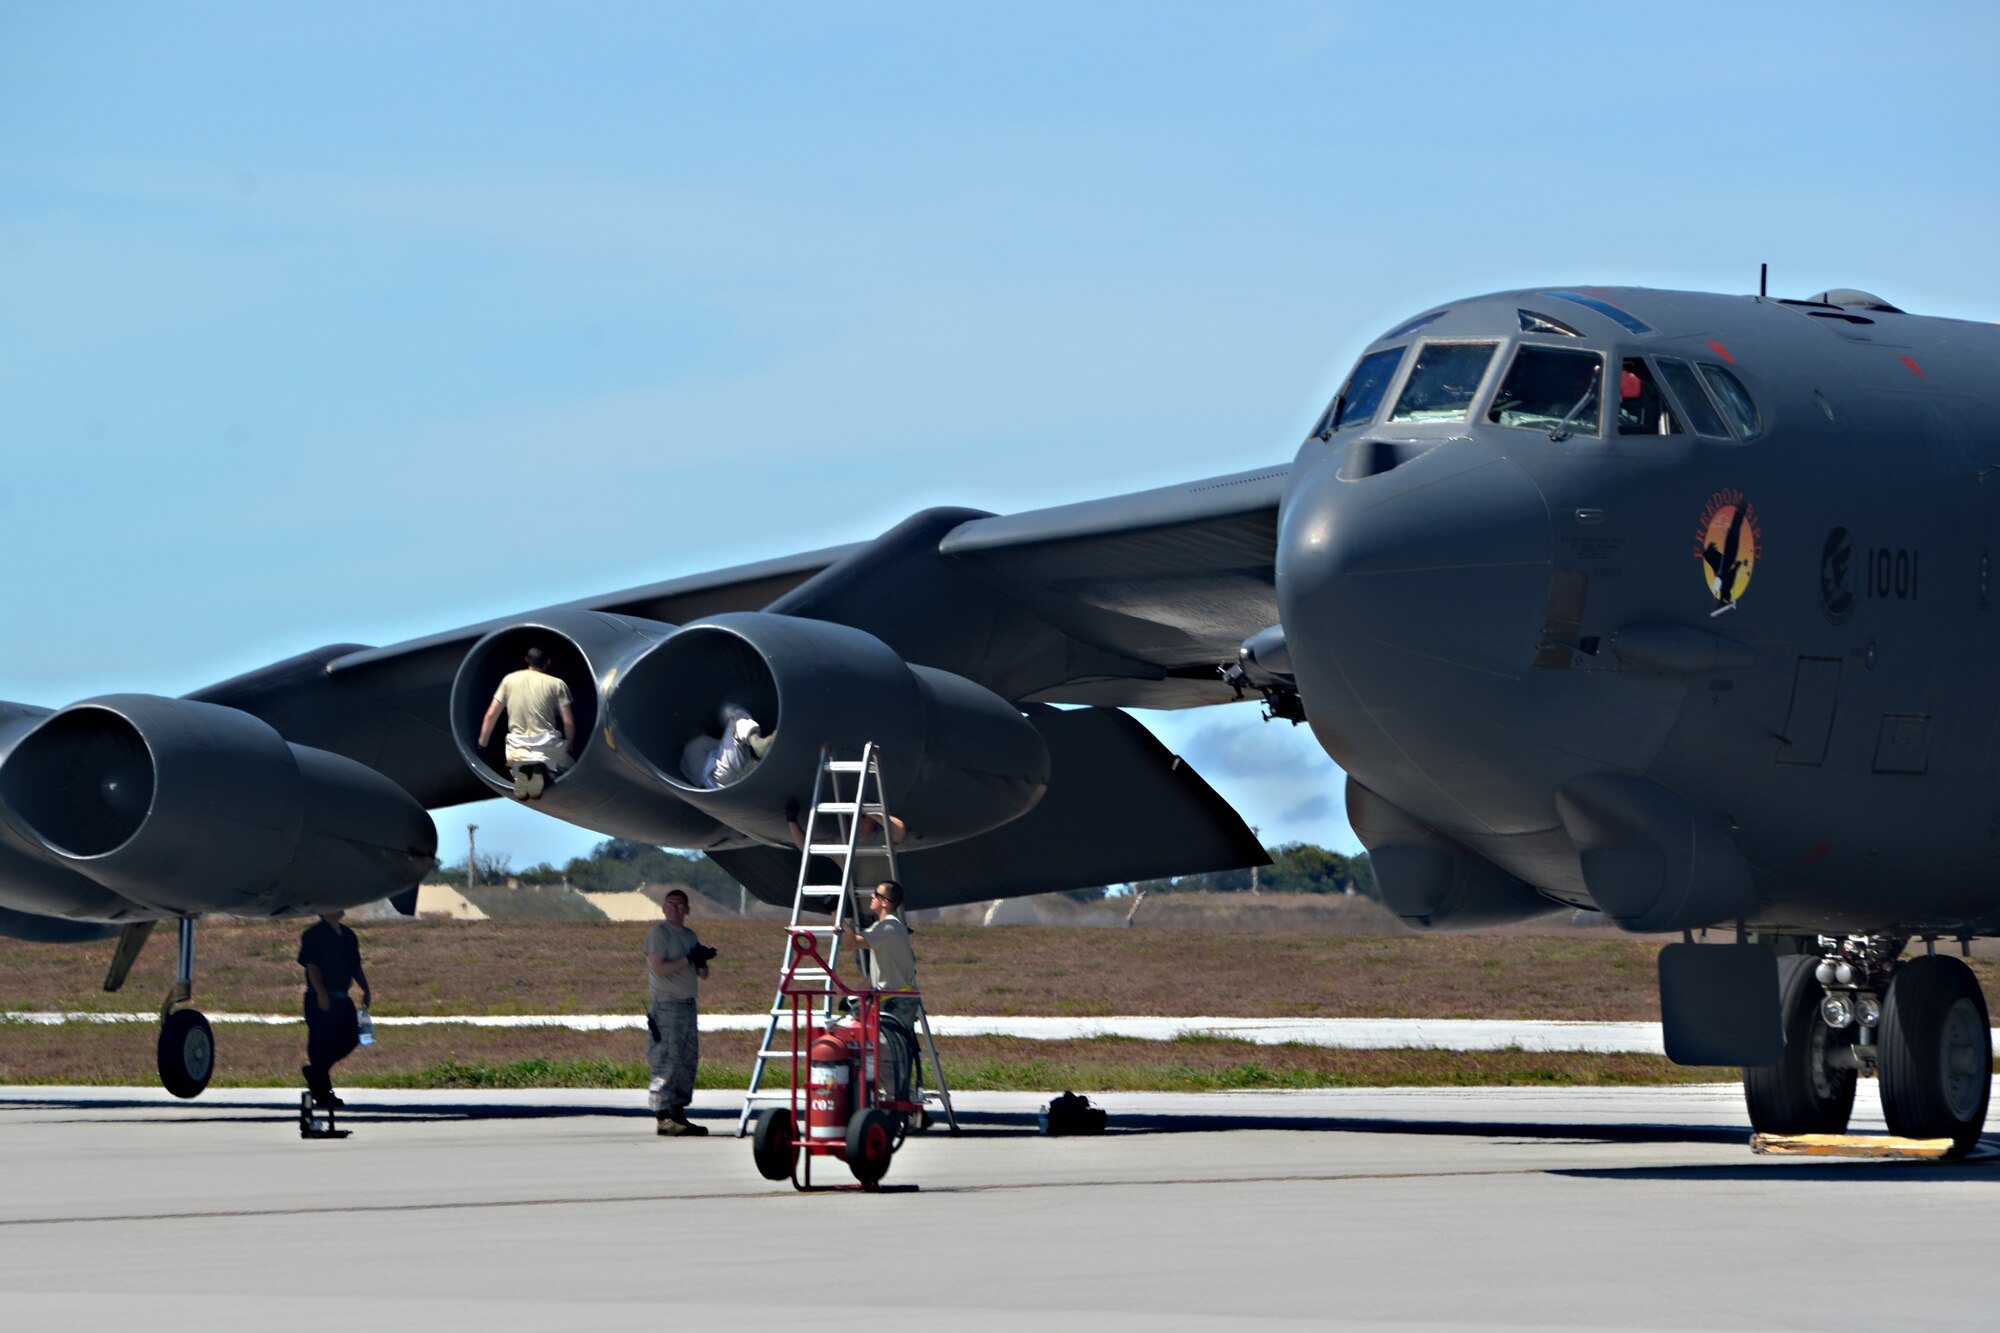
[0,1011,1656,1051]
[9,1010,1977,1056]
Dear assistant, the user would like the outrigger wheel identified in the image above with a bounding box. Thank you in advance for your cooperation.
[752,1109,798,1182]
[845,1107,895,1186]
[157,1008,215,1100]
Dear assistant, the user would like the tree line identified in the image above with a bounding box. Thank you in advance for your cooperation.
[1130,843,1376,899]
[432,837,1376,901]
[429,838,744,902]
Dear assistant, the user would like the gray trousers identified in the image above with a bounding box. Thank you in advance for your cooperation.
[879,997,923,1115]
[647,997,699,1115]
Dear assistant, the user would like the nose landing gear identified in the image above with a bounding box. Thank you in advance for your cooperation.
[1745,936,1992,1157]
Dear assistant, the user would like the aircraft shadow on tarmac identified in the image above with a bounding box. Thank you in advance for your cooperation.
[0,1094,1766,1147]
[14,1095,2000,1172]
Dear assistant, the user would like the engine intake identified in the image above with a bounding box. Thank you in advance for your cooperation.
[0,696,436,916]
[613,613,1050,848]
[448,613,735,849]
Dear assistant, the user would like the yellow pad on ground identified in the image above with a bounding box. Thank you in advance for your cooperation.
[1751,1132,1954,1159]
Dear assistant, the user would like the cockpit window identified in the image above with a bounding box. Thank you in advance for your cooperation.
[1387,342,1496,424]
[1486,345,1603,436]
[1655,357,1731,439]
[1699,363,1760,437]
[1617,357,1681,436]
[1382,309,1449,339]
[1315,347,1404,437]
[1518,310,1582,337]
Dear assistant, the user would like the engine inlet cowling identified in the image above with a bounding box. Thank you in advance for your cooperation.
[0,695,437,916]
[612,613,1051,849]
[448,612,736,850]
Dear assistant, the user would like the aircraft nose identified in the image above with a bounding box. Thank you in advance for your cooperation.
[1277,440,1554,826]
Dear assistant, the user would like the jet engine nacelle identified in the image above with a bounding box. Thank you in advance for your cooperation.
[612,613,1051,848]
[1346,778,1561,930]
[0,695,437,916]
[449,611,737,849]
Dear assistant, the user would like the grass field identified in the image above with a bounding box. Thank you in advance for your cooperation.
[0,917,1713,1019]
[6,916,1986,1090]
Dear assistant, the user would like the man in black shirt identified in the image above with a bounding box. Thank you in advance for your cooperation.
[298,910,372,1108]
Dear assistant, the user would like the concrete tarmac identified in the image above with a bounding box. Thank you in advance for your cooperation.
[4,1082,2000,1331]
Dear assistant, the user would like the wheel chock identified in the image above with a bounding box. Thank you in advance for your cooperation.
[1751,1132,1953,1159]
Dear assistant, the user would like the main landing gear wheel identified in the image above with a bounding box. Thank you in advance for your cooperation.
[751,1109,798,1182]
[845,1107,895,1186]
[158,1008,215,1100]
[1745,954,1857,1134]
[1879,954,1992,1157]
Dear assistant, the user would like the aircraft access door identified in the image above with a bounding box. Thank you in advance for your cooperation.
[1777,657,1841,766]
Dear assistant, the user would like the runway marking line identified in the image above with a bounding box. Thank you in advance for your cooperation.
[0,1168,1557,1228]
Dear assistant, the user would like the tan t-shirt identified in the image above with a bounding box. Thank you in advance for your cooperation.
[861,915,918,993]
[493,669,572,737]
[646,921,702,1003]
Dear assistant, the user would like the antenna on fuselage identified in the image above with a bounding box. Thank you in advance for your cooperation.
[1759,262,1768,298]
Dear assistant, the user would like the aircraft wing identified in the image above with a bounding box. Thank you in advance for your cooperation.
[761,462,1288,710]
[190,462,1288,806]
[167,463,1286,899]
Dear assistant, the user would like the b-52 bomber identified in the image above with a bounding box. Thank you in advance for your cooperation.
[4,282,1996,1153]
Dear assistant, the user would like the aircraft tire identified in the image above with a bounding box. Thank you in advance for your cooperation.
[844,1107,895,1186]
[158,1008,215,1100]
[1744,954,1856,1134]
[1879,955,1991,1156]
[751,1108,798,1182]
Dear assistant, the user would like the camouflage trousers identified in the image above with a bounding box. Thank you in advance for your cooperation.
[647,997,699,1115]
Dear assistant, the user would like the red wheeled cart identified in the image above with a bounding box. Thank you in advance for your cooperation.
[750,929,923,1191]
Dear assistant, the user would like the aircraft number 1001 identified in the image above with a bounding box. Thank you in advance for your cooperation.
[1867,546,1919,601]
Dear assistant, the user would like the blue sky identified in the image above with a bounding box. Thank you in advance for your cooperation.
[6,4,1999,873]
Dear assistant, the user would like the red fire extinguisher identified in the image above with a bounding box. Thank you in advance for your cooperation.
[807,1025,854,1152]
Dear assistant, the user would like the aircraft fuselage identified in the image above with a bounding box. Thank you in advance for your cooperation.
[1279,286,2000,936]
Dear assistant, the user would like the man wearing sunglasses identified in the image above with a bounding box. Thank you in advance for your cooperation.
[841,880,925,1128]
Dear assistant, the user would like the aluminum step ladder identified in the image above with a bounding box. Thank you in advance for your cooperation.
[735,743,959,1136]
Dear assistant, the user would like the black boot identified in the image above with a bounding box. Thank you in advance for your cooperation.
[302,1064,343,1108]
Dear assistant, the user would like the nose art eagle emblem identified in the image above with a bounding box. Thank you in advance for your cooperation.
[1695,489,1763,615]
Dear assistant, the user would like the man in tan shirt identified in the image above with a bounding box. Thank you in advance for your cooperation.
[477,646,576,800]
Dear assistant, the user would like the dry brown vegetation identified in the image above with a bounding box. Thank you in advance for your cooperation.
[6,917,1998,1022]
[0,918,1684,1019]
